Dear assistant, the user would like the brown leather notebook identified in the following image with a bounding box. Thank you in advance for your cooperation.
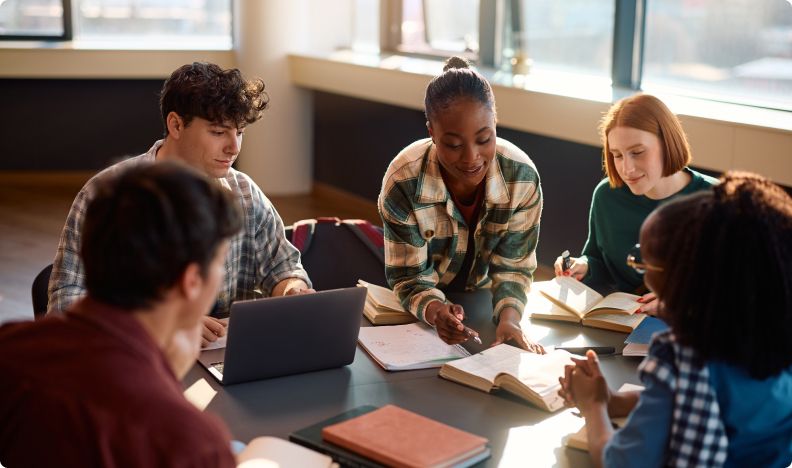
[321,404,489,468]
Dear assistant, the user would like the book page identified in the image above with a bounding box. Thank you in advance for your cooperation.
[357,280,405,311]
[525,290,580,322]
[357,323,470,371]
[238,436,333,467]
[583,313,646,333]
[535,277,603,317]
[507,350,571,398]
[442,343,525,386]
[588,292,640,315]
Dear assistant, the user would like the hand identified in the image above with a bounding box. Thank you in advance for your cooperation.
[201,316,228,347]
[424,301,473,345]
[491,307,545,354]
[284,285,316,296]
[637,292,658,316]
[568,350,611,414]
[164,323,203,379]
[553,255,588,281]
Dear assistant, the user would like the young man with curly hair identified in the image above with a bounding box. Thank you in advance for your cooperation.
[48,63,313,346]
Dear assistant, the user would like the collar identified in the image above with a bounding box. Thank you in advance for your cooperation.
[415,142,510,205]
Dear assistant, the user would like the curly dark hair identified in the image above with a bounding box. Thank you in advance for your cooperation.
[159,62,269,134]
[81,162,243,310]
[424,56,496,122]
[647,171,792,379]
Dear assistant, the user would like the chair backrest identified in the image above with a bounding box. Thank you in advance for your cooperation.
[288,218,388,291]
[32,264,53,319]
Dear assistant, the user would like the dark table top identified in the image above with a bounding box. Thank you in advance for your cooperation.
[183,289,644,467]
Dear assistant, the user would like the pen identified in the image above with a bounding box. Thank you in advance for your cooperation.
[561,250,571,273]
[463,325,482,345]
[555,346,616,356]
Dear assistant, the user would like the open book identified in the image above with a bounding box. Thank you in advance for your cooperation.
[237,436,335,467]
[528,277,646,333]
[565,383,645,451]
[358,323,470,371]
[439,344,573,412]
[357,279,416,325]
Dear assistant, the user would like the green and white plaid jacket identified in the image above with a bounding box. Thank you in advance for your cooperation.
[378,138,542,324]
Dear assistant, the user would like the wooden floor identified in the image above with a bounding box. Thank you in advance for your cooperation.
[0,173,380,324]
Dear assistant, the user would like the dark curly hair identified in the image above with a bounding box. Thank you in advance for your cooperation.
[81,162,243,310]
[647,171,792,379]
[424,56,496,123]
[159,62,269,134]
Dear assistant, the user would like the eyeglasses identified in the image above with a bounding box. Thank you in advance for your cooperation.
[626,244,664,274]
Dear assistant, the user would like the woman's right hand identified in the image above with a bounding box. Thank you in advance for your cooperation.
[553,255,589,281]
[424,300,471,345]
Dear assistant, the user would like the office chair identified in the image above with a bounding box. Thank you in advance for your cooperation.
[31,264,53,319]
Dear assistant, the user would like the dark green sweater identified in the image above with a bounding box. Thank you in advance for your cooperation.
[581,168,717,293]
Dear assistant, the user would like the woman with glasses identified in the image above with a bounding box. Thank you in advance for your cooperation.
[558,171,792,468]
[553,94,717,315]
[379,56,544,353]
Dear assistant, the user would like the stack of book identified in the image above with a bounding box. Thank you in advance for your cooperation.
[357,279,416,325]
[622,317,668,357]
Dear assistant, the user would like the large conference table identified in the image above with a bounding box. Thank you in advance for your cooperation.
[184,290,644,467]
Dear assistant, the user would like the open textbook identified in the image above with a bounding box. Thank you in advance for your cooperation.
[528,277,646,333]
[357,280,416,325]
[439,344,574,412]
[565,383,645,452]
[358,323,470,371]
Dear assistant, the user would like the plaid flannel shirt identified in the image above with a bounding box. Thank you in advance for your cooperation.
[639,330,729,467]
[378,138,542,323]
[48,140,310,317]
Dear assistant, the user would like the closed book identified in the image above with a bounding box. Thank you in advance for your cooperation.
[528,278,646,333]
[321,405,490,468]
[623,317,668,356]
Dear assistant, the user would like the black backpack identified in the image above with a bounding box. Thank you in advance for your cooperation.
[287,217,388,291]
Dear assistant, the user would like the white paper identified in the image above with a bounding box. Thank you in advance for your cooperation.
[357,323,470,371]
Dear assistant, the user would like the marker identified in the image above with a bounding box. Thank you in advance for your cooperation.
[561,250,571,273]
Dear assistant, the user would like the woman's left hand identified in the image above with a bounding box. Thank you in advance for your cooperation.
[568,350,610,414]
[638,292,659,316]
[491,307,545,354]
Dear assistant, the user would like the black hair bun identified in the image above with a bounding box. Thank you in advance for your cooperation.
[443,56,471,72]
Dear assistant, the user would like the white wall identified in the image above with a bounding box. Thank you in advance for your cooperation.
[234,0,353,195]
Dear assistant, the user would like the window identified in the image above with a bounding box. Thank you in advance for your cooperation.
[506,0,614,78]
[0,0,69,40]
[397,0,479,58]
[642,0,792,111]
[0,0,232,49]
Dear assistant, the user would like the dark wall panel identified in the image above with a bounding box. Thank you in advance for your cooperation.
[0,79,163,170]
[313,92,605,266]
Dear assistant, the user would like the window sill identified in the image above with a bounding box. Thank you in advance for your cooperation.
[0,41,235,79]
[289,50,792,186]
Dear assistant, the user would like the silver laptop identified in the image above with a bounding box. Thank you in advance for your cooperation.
[198,287,366,385]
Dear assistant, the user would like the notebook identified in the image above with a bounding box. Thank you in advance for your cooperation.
[623,316,668,357]
[357,322,470,371]
[291,405,490,468]
[197,287,366,385]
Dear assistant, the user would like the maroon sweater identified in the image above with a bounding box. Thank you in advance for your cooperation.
[0,298,235,468]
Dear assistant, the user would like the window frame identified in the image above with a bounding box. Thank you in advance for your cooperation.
[0,0,72,41]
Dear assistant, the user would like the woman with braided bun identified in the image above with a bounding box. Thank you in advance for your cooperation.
[379,56,545,353]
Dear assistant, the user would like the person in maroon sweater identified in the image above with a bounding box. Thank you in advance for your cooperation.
[0,162,243,467]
